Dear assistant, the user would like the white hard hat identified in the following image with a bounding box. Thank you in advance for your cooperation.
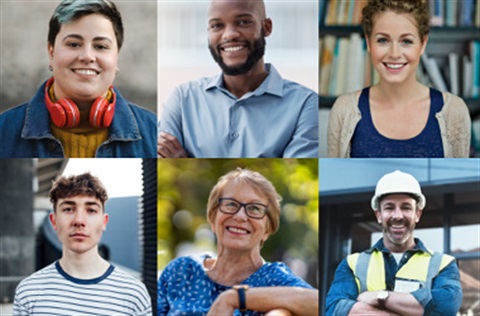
[371,170,426,211]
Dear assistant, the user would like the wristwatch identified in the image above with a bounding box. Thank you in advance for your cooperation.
[232,284,249,313]
[377,290,389,309]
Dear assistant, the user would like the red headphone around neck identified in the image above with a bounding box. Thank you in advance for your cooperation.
[44,77,116,128]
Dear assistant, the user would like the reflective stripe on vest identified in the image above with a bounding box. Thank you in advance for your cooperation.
[347,250,455,293]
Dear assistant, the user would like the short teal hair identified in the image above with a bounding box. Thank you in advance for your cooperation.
[48,0,124,50]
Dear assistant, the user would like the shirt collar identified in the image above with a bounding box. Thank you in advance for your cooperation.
[205,63,284,98]
[367,238,432,255]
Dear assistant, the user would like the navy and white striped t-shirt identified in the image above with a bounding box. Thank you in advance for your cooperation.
[14,261,152,316]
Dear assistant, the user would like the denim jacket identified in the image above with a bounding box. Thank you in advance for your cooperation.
[325,238,462,316]
[0,80,157,158]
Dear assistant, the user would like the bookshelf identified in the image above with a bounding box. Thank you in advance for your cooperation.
[318,0,480,119]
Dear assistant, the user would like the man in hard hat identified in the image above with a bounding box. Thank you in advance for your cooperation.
[325,170,462,316]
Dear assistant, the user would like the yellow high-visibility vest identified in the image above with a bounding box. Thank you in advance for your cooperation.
[347,249,455,293]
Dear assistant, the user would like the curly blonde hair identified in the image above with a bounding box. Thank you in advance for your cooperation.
[362,0,430,41]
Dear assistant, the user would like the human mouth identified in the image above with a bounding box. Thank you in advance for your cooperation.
[72,69,99,76]
[70,232,88,238]
[383,63,407,70]
[226,226,250,235]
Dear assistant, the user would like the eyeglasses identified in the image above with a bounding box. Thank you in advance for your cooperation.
[218,198,268,219]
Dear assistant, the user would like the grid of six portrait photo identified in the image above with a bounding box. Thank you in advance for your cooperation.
[0,0,479,315]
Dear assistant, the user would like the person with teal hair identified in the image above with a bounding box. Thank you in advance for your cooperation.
[0,0,156,158]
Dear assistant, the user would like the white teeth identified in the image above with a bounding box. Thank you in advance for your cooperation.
[74,69,97,76]
[223,46,243,52]
[227,227,248,234]
[385,63,404,69]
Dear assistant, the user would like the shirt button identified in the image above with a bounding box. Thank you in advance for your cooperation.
[232,132,239,139]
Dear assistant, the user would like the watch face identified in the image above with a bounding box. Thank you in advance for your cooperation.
[378,291,388,300]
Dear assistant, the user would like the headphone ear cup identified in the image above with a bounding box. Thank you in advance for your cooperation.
[89,89,116,128]
[102,102,115,127]
[89,98,109,128]
[47,102,68,128]
[57,98,80,128]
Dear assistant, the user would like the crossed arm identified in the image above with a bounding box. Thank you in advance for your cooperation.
[325,259,462,316]
[207,287,319,316]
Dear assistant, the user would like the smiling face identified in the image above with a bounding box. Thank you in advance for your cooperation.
[366,11,427,85]
[207,0,272,76]
[375,193,422,251]
[50,194,108,256]
[210,180,270,253]
[48,13,118,105]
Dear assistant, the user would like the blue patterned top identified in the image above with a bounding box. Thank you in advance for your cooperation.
[157,254,312,316]
[350,87,444,157]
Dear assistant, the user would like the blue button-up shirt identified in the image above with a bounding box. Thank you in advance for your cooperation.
[325,238,462,316]
[0,80,157,158]
[159,64,318,158]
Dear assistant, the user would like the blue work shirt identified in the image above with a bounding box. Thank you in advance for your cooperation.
[325,238,462,316]
[159,64,318,158]
[0,80,157,158]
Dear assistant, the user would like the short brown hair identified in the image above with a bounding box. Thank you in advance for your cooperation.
[362,0,430,41]
[49,172,108,212]
[207,168,282,235]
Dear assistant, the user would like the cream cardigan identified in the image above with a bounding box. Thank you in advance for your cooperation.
[327,90,471,158]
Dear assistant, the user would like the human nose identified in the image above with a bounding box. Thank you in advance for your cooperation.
[233,205,248,220]
[72,210,86,227]
[222,24,240,41]
[78,46,95,63]
[389,42,400,59]
[391,207,403,220]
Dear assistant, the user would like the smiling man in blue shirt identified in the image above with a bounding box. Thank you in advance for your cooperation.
[157,0,318,158]
[326,170,462,316]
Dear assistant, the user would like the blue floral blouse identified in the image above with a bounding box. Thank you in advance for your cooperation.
[157,254,312,316]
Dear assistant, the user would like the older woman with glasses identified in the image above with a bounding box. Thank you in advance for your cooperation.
[158,168,318,316]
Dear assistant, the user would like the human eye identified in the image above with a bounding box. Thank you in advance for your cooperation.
[247,204,265,215]
[401,38,414,46]
[238,19,253,26]
[94,43,109,50]
[209,22,223,30]
[66,41,81,48]
[376,37,388,44]
[61,206,73,212]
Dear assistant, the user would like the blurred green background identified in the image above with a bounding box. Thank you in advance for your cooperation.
[158,159,318,287]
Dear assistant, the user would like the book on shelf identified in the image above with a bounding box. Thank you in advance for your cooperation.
[421,53,448,92]
[323,0,367,26]
[471,40,480,97]
[462,55,473,97]
[448,53,460,95]
[321,0,479,27]
[430,0,444,26]
[319,35,336,95]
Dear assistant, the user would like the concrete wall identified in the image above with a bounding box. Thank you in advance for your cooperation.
[0,0,157,114]
[0,160,35,302]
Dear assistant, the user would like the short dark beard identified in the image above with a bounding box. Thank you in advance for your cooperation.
[209,30,266,76]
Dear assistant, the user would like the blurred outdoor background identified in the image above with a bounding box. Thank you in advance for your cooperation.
[0,0,157,114]
[158,158,319,288]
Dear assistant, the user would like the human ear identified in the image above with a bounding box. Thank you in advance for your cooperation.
[374,210,382,224]
[420,36,428,55]
[365,36,372,53]
[102,213,109,231]
[49,212,57,230]
[263,18,272,37]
